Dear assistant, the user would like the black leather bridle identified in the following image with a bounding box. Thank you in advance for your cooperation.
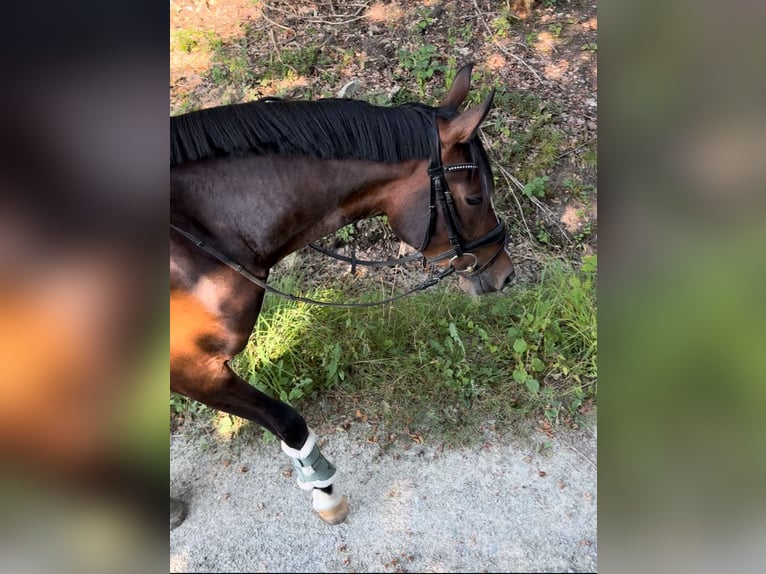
[418,112,508,274]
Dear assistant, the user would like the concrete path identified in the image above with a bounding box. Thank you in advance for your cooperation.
[170,414,597,572]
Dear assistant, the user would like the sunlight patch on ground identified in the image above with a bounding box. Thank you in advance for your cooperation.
[170,0,262,40]
[170,0,264,106]
[560,201,596,234]
[486,53,507,71]
[170,550,188,572]
[510,0,535,20]
[266,74,311,95]
[533,31,557,55]
[214,412,245,441]
[381,478,417,536]
[544,59,570,81]
[365,1,404,23]
[170,30,213,80]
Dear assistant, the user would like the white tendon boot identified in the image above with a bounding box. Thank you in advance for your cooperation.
[281,431,349,524]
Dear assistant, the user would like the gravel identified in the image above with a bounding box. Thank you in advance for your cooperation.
[170,412,596,572]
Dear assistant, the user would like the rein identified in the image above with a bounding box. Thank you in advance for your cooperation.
[170,224,454,308]
[307,242,423,274]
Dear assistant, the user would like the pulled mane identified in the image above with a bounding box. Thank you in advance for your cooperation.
[170,98,458,167]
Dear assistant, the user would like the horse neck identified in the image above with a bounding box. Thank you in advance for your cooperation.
[262,156,426,262]
[171,154,427,269]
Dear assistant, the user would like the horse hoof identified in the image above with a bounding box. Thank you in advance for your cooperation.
[170,497,187,530]
[316,495,349,525]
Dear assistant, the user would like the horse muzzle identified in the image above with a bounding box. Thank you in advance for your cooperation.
[456,245,515,295]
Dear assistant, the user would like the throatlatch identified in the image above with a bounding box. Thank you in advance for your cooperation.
[281,431,337,490]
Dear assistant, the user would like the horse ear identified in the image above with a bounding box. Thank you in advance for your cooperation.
[440,63,474,108]
[441,89,495,145]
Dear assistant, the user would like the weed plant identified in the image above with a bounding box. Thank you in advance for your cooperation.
[171,255,598,442]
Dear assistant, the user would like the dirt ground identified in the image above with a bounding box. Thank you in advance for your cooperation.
[170,0,597,123]
[170,0,598,263]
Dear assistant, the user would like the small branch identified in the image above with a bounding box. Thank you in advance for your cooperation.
[479,129,534,242]
[268,28,291,73]
[471,0,543,84]
[302,14,368,26]
[260,4,296,33]
[529,195,573,246]
[265,0,370,26]
[569,443,597,470]
[498,164,535,242]
[557,136,597,160]
[260,2,294,17]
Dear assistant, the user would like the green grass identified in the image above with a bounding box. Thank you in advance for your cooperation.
[208,30,333,92]
[491,6,521,39]
[169,254,597,443]
[173,28,204,53]
[208,33,253,87]
[397,45,446,97]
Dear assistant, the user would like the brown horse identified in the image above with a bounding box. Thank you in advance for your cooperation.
[170,64,514,527]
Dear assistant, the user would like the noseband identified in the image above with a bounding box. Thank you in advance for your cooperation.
[418,113,508,275]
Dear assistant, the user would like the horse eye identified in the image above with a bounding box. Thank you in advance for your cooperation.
[465,196,483,206]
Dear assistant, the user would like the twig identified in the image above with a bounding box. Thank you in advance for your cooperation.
[260,5,296,33]
[557,136,597,160]
[268,28,290,73]
[471,0,543,84]
[303,14,368,26]
[260,2,294,17]
[497,164,535,242]
[529,195,573,246]
[499,163,525,193]
[301,2,369,26]
[265,0,369,26]
[480,126,574,246]
[497,159,572,246]
[568,443,597,470]
[479,129,535,241]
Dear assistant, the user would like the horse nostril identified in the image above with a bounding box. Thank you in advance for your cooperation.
[504,269,516,286]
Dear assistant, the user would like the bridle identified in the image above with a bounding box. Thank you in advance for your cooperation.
[417,110,508,275]
[170,112,509,307]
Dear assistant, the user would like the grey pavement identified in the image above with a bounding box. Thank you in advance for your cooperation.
[170,414,597,573]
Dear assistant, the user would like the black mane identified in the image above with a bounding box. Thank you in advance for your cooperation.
[170,98,458,167]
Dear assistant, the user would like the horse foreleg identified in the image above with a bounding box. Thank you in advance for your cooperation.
[172,361,349,525]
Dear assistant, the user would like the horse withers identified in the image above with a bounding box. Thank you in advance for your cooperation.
[170,63,514,527]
